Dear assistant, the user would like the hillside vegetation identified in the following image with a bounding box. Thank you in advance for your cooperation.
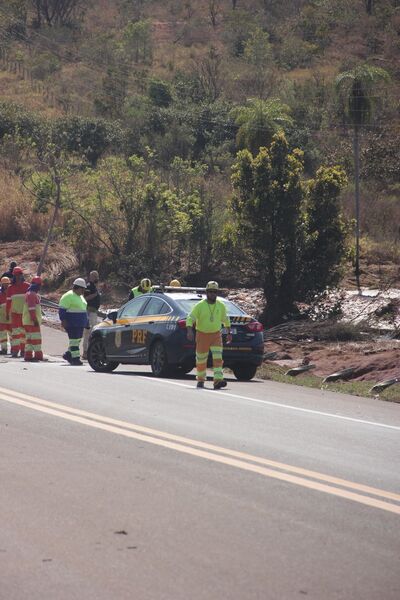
[0,0,399,323]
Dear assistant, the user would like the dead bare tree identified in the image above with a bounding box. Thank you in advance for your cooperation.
[31,0,85,27]
[208,0,221,28]
[197,46,224,101]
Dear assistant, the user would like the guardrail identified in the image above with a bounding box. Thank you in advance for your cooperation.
[40,297,108,318]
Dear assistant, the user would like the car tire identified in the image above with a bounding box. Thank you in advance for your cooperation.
[150,340,171,377]
[232,364,258,381]
[87,337,119,373]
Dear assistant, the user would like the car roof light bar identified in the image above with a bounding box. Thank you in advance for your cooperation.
[153,285,228,293]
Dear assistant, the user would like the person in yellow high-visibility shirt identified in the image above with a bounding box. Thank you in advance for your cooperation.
[128,278,153,301]
[186,281,232,389]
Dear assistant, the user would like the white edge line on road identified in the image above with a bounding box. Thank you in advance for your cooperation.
[137,376,400,432]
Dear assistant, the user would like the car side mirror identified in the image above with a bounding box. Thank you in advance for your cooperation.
[107,310,118,323]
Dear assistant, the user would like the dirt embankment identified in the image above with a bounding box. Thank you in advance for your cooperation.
[265,339,400,383]
[0,241,78,286]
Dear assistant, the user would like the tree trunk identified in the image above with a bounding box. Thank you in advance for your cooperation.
[353,127,361,293]
[37,176,61,276]
[365,0,373,15]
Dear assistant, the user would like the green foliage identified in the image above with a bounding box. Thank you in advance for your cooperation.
[148,78,173,107]
[94,63,129,119]
[277,37,318,70]
[243,27,274,98]
[230,132,348,324]
[223,8,257,56]
[65,153,213,278]
[298,3,331,49]
[335,64,391,128]
[299,166,349,299]
[232,98,293,154]
[244,27,272,66]
[122,19,153,64]
[30,173,55,214]
[362,132,400,184]
[52,116,123,166]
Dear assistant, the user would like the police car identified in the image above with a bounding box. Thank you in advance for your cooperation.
[87,287,264,380]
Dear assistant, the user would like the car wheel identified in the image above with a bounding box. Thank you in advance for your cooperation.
[88,337,119,373]
[150,340,171,377]
[232,364,258,381]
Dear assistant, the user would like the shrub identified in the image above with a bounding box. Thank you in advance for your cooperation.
[29,52,61,80]
[148,79,173,107]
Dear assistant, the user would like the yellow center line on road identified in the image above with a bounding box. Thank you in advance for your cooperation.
[1,387,399,515]
[1,387,399,504]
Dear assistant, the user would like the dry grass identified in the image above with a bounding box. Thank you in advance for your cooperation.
[0,168,49,241]
[258,363,400,403]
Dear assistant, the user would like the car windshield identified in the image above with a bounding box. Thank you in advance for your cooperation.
[176,297,245,317]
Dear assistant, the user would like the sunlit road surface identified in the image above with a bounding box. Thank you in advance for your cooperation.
[0,327,399,600]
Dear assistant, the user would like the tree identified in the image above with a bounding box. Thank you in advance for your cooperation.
[94,64,129,119]
[208,0,221,28]
[197,46,224,102]
[14,127,82,275]
[148,79,173,107]
[335,64,390,291]
[299,166,349,299]
[243,27,274,98]
[230,132,348,325]
[31,0,85,27]
[123,19,153,64]
[232,98,293,155]
[365,0,374,14]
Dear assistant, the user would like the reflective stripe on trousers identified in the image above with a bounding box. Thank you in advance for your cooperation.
[66,327,84,359]
[11,313,25,353]
[24,324,43,359]
[195,330,224,382]
[0,322,10,350]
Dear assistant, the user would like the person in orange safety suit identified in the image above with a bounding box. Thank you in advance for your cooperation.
[23,276,44,362]
[6,266,29,357]
[0,276,11,354]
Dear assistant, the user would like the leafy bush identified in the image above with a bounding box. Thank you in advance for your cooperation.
[148,79,173,107]
[29,52,61,80]
[278,36,319,70]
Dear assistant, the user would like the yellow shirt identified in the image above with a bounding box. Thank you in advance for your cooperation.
[186,299,230,333]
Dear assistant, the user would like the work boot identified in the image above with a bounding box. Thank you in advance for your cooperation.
[11,353,19,358]
[63,351,72,364]
[213,380,227,390]
[0,349,7,355]
[70,358,83,366]
[196,381,204,389]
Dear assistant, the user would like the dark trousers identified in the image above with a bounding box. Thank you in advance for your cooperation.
[66,326,84,359]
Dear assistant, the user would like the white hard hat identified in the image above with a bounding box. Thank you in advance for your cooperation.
[206,280,219,291]
[73,277,87,289]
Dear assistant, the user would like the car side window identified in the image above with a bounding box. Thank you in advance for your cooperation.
[119,296,149,318]
[142,297,171,316]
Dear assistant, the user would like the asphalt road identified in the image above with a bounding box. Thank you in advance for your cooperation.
[1,327,399,600]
